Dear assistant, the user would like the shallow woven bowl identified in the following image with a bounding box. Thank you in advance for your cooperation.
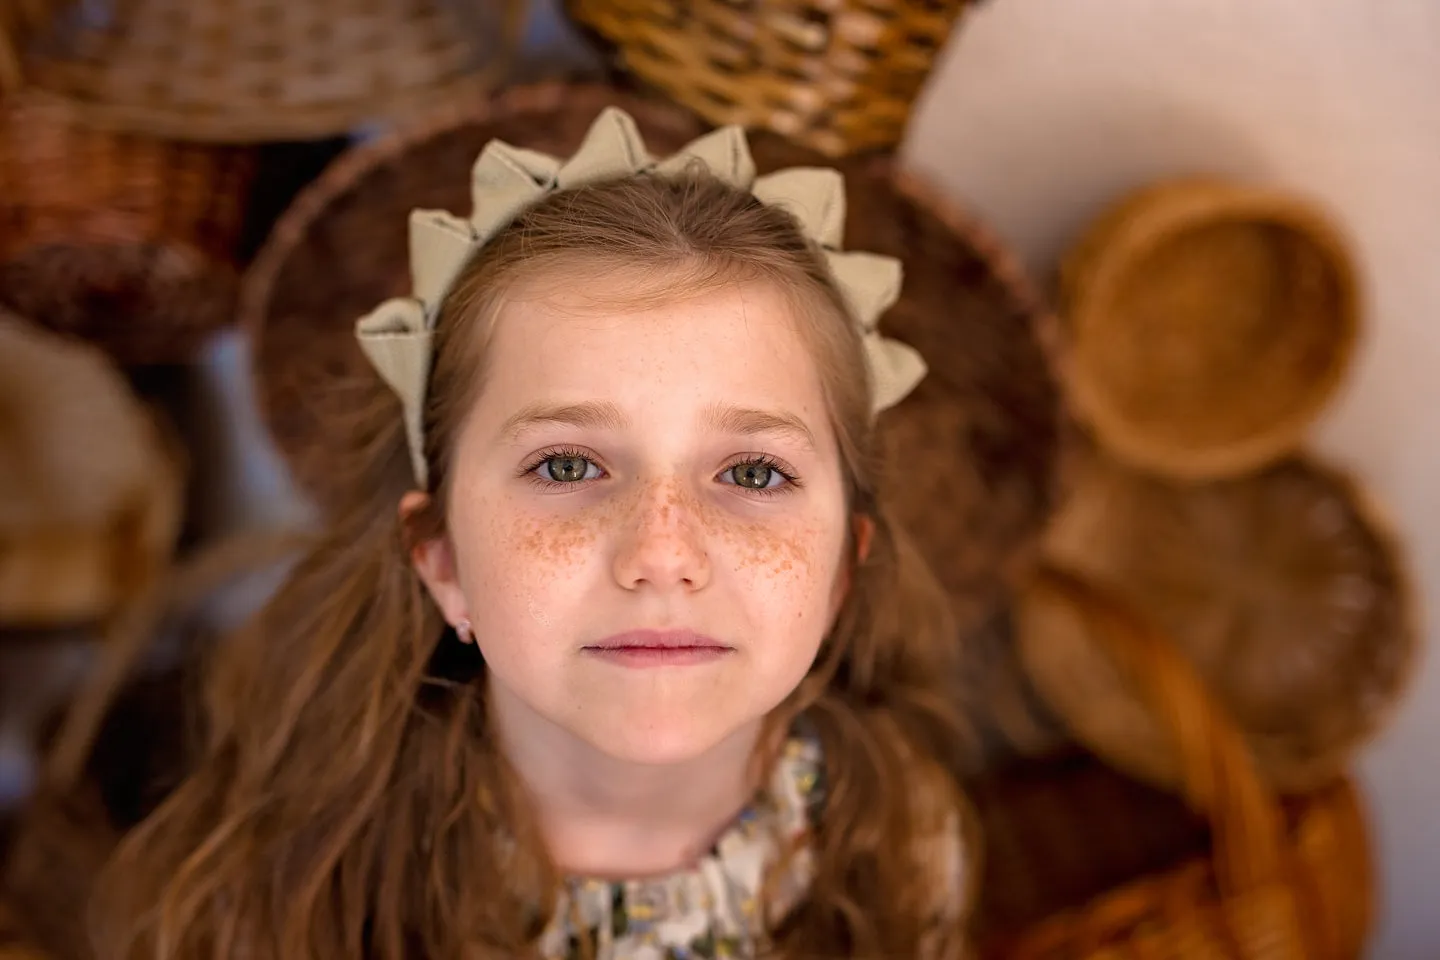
[0,101,256,364]
[240,80,1064,636]
[1060,178,1360,481]
[0,311,186,627]
[565,0,977,158]
[11,0,524,142]
[1017,450,1417,793]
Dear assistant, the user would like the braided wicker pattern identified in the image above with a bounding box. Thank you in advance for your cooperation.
[0,101,256,363]
[566,0,975,157]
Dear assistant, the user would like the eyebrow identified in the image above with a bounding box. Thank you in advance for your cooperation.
[701,402,816,451]
[499,400,816,450]
[500,400,630,441]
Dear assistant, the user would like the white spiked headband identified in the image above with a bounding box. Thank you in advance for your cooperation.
[354,106,927,488]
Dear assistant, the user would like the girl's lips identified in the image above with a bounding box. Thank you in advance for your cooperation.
[582,629,733,668]
[583,646,733,668]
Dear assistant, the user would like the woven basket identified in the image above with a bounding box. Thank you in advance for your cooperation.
[11,0,525,143]
[565,0,977,158]
[1059,178,1360,481]
[239,79,1064,637]
[977,565,1372,959]
[0,312,186,628]
[1017,450,1416,794]
[0,102,257,365]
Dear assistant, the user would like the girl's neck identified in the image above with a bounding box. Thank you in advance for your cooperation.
[490,685,764,879]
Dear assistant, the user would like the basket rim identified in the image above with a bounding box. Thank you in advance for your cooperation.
[237,77,1069,507]
[1061,177,1363,481]
[1019,448,1422,795]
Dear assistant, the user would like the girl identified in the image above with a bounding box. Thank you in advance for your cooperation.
[96,108,976,959]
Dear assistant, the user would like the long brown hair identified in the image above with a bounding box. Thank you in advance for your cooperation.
[94,170,973,959]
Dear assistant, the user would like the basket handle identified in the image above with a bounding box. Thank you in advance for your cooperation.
[1027,563,1298,908]
[41,528,308,792]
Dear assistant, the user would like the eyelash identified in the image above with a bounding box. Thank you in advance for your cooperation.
[518,446,801,497]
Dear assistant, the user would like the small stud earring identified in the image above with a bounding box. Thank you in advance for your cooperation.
[456,619,473,644]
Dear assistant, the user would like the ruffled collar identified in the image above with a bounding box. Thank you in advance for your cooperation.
[537,736,825,960]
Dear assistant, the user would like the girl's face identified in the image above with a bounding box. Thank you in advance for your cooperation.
[415,271,852,766]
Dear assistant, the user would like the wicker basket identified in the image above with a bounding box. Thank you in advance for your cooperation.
[564,0,977,158]
[1059,178,1360,481]
[1017,450,1416,794]
[10,0,525,143]
[0,101,257,365]
[239,79,1064,637]
[0,312,186,628]
[978,565,1372,959]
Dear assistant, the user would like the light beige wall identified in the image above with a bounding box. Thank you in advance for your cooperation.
[901,2,1439,956]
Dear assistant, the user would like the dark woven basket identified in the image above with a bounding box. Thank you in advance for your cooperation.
[0,101,257,365]
[564,0,978,157]
[239,80,1064,637]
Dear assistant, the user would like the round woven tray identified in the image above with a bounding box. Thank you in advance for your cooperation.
[0,101,257,365]
[1060,178,1360,481]
[564,0,978,158]
[10,0,525,143]
[239,79,1064,637]
[1017,450,1417,794]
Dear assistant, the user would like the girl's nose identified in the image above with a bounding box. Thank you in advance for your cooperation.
[611,481,712,593]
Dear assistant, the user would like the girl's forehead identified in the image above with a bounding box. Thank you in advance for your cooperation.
[473,276,833,431]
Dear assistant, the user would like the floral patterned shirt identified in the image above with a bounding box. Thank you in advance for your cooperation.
[537,737,824,960]
[536,735,969,959]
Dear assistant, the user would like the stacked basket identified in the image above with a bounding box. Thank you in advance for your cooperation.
[998,178,1419,957]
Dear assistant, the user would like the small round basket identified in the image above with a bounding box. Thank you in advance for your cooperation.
[0,311,186,629]
[1016,449,1417,794]
[1060,178,1360,481]
[10,0,525,143]
[564,0,980,158]
[0,101,257,365]
[239,79,1064,637]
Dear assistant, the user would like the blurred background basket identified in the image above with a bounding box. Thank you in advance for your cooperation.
[8,0,526,143]
[0,312,186,628]
[1017,449,1416,794]
[239,79,1065,638]
[1059,178,1360,481]
[975,565,1373,959]
[0,102,257,365]
[564,0,981,157]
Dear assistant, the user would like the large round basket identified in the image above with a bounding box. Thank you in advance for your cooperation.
[1060,178,1360,481]
[564,0,979,158]
[8,0,524,142]
[239,79,1064,637]
[1016,450,1416,794]
[0,101,256,365]
[975,566,1372,959]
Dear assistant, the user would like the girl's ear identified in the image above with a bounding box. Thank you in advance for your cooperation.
[399,492,469,628]
[854,513,875,566]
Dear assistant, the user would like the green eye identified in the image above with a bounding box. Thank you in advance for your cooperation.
[546,456,592,483]
[729,462,775,489]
